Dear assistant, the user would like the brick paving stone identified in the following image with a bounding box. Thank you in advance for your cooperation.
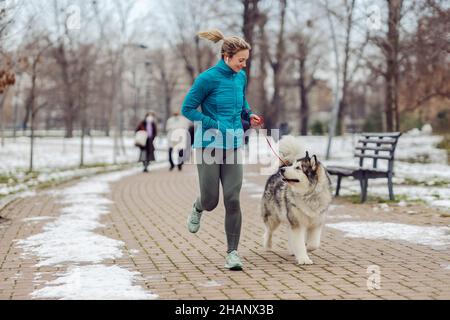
[0,163,449,300]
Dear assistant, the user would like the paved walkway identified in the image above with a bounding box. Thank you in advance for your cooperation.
[0,163,449,300]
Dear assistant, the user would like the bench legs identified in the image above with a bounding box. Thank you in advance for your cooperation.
[334,175,368,201]
[359,178,368,203]
[388,174,395,201]
[332,174,394,203]
[335,175,342,196]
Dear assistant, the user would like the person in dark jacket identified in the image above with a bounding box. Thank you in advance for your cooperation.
[135,111,158,172]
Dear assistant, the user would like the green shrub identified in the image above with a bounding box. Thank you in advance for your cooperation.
[363,109,383,132]
[434,109,450,133]
[437,134,450,163]
[400,112,424,132]
[310,120,325,135]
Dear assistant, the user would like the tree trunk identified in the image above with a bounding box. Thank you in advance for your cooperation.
[164,94,172,133]
[79,81,88,167]
[22,92,32,132]
[384,0,402,132]
[54,44,77,138]
[29,109,34,173]
[80,106,86,168]
[299,57,309,136]
[257,12,269,128]
[195,35,202,77]
[269,64,283,130]
[385,75,395,132]
[13,79,20,140]
[64,106,75,138]
[266,0,287,130]
[325,0,342,160]
[337,0,356,135]
[0,92,6,147]
[242,0,259,87]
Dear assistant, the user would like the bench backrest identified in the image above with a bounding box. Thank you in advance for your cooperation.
[355,132,402,172]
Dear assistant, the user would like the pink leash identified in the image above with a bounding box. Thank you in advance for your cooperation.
[252,115,290,167]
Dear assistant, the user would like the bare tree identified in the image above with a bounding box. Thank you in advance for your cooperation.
[336,0,357,133]
[285,1,324,135]
[0,1,19,143]
[21,37,52,172]
[78,43,100,167]
[324,0,342,159]
[401,1,450,116]
[3,0,447,146]
[256,11,270,124]
[48,0,82,138]
[0,0,17,43]
[364,0,405,132]
[384,0,403,132]
[242,0,261,87]
[260,0,288,130]
[165,0,218,83]
[152,49,179,132]
[290,30,322,135]
[0,55,16,145]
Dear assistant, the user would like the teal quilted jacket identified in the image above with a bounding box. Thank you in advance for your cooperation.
[181,59,253,149]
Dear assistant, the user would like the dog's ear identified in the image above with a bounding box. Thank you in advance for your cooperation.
[311,155,319,171]
[305,151,310,160]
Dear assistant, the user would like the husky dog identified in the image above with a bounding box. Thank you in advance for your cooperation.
[261,135,332,265]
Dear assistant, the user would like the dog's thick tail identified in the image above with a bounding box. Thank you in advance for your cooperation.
[277,135,305,166]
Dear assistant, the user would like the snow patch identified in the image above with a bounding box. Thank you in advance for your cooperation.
[199,280,222,288]
[16,168,157,299]
[328,215,355,220]
[17,172,126,266]
[22,216,55,223]
[328,204,344,211]
[328,221,450,250]
[31,265,158,300]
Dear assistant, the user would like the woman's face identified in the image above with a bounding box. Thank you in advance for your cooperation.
[225,49,250,73]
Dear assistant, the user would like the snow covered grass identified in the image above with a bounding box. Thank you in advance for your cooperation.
[0,164,134,199]
[0,135,168,199]
[1,131,449,210]
[0,135,168,173]
[327,221,450,250]
[31,265,157,300]
[17,168,159,299]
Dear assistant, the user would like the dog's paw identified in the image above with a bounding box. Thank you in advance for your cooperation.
[297,256,313,265]
[307,244,320,251]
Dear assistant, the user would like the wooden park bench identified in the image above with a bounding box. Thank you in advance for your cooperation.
[327,132,402,203]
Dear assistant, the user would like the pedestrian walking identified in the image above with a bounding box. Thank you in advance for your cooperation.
[166,111,191,171]
[135,111,158,172]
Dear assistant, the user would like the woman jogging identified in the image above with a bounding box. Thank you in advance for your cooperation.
[181,29,262,271]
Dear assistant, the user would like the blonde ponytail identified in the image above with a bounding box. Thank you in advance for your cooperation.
[198,29,252,59]
[197,29,225,43]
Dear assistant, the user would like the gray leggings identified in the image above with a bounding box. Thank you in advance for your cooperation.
[194,148,243,253]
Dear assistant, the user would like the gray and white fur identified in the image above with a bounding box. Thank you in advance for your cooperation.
[261,135,332,265]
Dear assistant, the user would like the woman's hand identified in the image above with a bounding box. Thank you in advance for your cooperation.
[250,114,263,128]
